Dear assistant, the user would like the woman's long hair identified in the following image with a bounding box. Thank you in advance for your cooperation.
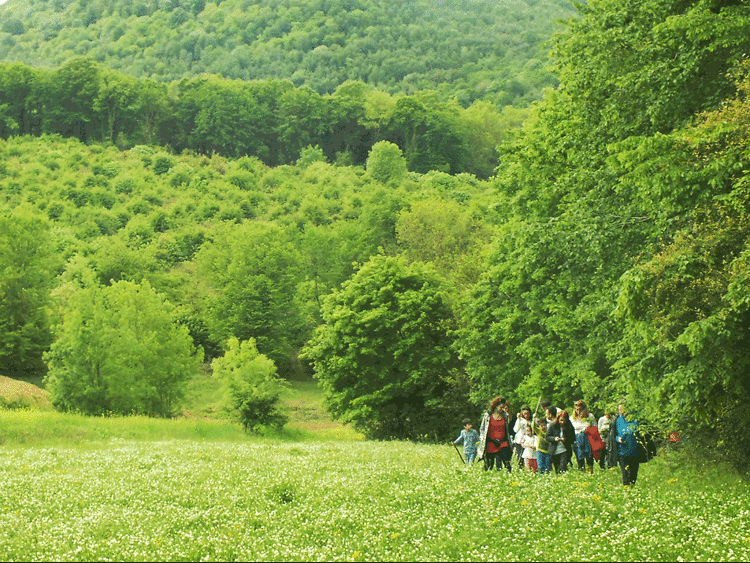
[489,396,506,414]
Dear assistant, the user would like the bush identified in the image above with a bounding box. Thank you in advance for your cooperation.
[153,156,174,175]
[211,337,288,432]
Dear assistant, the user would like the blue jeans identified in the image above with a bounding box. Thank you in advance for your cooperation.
[465,450,477,464]
[537,451,552,475]
[575,432,593,470]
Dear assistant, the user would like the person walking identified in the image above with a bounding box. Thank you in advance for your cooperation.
[513,405,533,470]
[614,402,641,486]
[571,400,596,473]
[453,418,480,466]
[478,397,513,472]
[598,410,614,469]
[546,409,574,473]
[535,417,552,475]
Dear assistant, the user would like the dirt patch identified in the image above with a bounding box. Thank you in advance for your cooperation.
[0,376,51,408]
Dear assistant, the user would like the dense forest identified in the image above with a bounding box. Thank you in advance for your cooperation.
[2,0,750,465]
[0,58,526,177]
[0,0,574,106]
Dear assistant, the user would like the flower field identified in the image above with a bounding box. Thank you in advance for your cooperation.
[1,438,748,561]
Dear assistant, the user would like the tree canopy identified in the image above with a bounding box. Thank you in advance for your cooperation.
[0,0,574,107]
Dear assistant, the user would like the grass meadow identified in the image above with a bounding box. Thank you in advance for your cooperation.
[0,381,749,561]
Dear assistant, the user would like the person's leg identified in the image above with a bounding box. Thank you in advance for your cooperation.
[599,447,607,469]
[551,453,561,474]
[560,450,570,473]
[629,458,640,485]
[466,451,476,465]
[619,458,630,485]
[514,444,524,469]
[573,440,586,471]
[539,452,551,475]
[501,447,513,472]
[484,451,495,471]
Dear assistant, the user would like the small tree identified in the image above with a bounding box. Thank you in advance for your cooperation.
[212,337,288,432]
[366,140,407,184]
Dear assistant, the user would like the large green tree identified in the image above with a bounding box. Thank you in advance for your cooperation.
[0,204,55,378]
[302,255,470,440]
[195,221,303,378]
[45,276,201,416]
[460,0,750,410]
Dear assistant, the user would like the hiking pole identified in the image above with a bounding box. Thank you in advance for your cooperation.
[533,394,542,420]
[453,442,466,464]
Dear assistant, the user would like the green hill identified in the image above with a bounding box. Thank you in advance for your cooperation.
[0,0,576,106]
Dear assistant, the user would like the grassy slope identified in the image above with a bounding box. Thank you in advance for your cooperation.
[0,375,362,445]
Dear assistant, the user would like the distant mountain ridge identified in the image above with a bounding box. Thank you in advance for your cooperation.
[0,0,576,106]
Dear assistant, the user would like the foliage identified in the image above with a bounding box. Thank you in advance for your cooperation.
[0,204,55,378]
[611,62,750,463]
[211,337,288,432]
[396,196,493,290]
[0,59,514,177]
[303,255,470,441]
[45,276,201,416]
[0,0,574,106]
[365,140,407,184]
[459,0,750,421]
[195,221,304,378]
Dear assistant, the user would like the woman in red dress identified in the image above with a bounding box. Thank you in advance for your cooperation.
[478,396,513,472]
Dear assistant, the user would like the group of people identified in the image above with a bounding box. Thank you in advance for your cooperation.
[453,397,647,486]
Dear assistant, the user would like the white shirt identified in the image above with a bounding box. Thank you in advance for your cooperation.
[571,413,596,435]
[522,435,538,459]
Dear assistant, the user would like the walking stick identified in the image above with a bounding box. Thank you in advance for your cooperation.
[453,442,466,464]
[533,395,543,420]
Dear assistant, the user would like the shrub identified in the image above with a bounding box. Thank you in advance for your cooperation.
[211,337,287,432]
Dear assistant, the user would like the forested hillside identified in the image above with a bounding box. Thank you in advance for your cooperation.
[2,0,750,464]
[0,0,574,106]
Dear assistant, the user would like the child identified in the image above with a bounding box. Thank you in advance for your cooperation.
[454,418,480,465]
[535,418,552,475]
[521,425,538,472]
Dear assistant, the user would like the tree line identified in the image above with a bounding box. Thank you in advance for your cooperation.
[0,58,521,178]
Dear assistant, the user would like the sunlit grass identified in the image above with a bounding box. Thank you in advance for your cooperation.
[2,379,745,560]
[0,379,362,446]
[0,440,747,561]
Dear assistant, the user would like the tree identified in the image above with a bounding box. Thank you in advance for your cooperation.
[43,57,104,142]
[0,63,37,137]
[211,337,288,432]
[0,204,55,378]
[366,140,407,184]
[613,61,750,465]
[45,276,201,416]
[195,221,303,378]
[302,255,467,440]
[460,0,750,412]
[396,197,492,289]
